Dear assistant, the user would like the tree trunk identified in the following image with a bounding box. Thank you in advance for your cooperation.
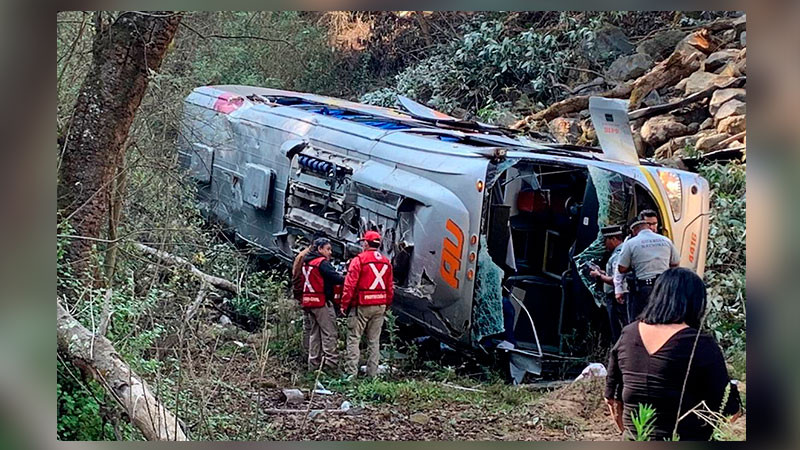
[57,11,181,273]
[57,300,188,440]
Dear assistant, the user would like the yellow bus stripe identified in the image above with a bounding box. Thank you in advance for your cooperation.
[639,167,673,240]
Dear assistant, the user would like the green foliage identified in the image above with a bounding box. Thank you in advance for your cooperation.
[631,403,657,441]
[57,359,132,440]
[699,162,746,369]
[361,13,601,114]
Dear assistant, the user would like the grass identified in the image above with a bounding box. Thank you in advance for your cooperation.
[319,370,538,412]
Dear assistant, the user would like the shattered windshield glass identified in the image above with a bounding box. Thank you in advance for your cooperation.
[573,166,632,307]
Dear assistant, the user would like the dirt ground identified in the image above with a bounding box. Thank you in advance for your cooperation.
[170,320,743,441]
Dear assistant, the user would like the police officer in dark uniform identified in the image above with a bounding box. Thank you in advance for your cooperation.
[589,224,628,344]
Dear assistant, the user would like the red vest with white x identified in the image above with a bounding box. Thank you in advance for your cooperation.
[354,250,392,306]
[301,256,326,308]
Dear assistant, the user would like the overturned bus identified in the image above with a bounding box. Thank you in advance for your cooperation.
[178,86,710,379]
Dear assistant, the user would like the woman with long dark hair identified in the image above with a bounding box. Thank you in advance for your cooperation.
[605,268,741,440]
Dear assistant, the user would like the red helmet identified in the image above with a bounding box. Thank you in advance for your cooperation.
[362,230,381,242]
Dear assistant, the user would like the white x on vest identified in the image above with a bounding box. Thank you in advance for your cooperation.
[368,264,388,290]
[302,266,314,292]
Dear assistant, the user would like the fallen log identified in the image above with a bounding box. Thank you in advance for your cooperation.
[511,83,633,128]
[628,45,706,109]
[57,300,188,440]
[628,76,745,120]
[710,131,746,151]
[184,281,209,321]
[134,243,239,294]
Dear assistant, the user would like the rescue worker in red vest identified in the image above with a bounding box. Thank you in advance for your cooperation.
[301,237,344,372]
[341,231,394,378]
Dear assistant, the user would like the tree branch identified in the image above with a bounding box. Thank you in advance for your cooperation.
[134,243,239,294]
[57,300,188,440]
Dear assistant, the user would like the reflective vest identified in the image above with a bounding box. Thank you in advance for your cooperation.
[301,256,326,308]
[355,250,392,306]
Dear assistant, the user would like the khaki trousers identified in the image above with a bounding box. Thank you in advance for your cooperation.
[307,303,339,372]
[301,310,312,355]
[344,304,386,377]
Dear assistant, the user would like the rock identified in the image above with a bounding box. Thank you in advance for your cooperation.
[654,130,716,159]
[280,388,305,405]
[716,115,746,134]
[579,109,591,119]
[709,88,746,115]
[641,115,690,147]
[548,117,582,144]
[718,62,742,78]
[642,89,663,107]
[700,118,714,130]
[579,118,596,144]
[409,412,430,425]
[606,53,654,81]
[675,29,713,55]
[218,314,232,326]
[687,122,700,134]
[728,139,745,149]
[733,14,747,32]
[740,31,746,47]
[636,29,687,61]
[696,133,730,152]
[704,49,740,73]
[583,25,634,61]
[714,99,746,121]
[682,71,733,95]
[719,29,737,45]
[493,111,518,128]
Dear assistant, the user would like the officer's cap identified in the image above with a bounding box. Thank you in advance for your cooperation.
[601,225,624,237]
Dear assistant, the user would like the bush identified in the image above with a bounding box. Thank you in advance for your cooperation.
[699,162,746,367]
[360,13,600,115]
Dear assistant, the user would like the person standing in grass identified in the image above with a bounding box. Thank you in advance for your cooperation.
[605,268,741,440]
[300,237,344,372]
[341,231,393,378]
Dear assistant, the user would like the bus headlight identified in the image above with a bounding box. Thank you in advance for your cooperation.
[657,170,682,221]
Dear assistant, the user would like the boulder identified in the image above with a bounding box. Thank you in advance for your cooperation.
[719,29,737,46]
[714,99,746,122]
[675,29,713,55]
[642,89,662,107]
[704,49,740,73]
[733,14,747,32]
[641,115,690,147]
[493,111,519,128]
[682,71,733,95]
[606,53,654,81]
[709,88,746,115]
[583,25,634,61]
[654,133,706,159]
[740,31,746,47]
[728,139,745,149]
[696,133,730,152]
[636,29,687,61]
[700,117,714,130]
[548,117,582,144]
[579,118,597,144]
[716,115,746,134]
